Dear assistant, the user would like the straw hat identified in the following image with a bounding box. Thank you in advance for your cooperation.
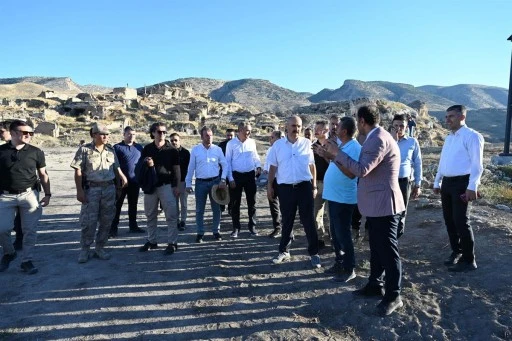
[211,184,230,205]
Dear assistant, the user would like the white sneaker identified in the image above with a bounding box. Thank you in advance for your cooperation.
[273,252,291,264]
[310,254,321,268]
[230,231,238,238]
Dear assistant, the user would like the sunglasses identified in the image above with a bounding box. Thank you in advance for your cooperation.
[156,130,167,135]
[17,130,34,136]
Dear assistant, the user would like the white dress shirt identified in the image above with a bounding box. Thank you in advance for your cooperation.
[264,146,273,172]
[266,136,314,184]
[225,136,261,181]
[434,125,484,191]
[185,143,228,187]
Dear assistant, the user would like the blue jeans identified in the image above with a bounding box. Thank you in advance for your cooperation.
[328,201,356,270]
[195,178,221,235]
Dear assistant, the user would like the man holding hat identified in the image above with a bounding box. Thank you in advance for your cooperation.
[186,126,228,243]
[71,123,128,264]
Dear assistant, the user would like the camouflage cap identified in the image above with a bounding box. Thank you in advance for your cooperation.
[91,122,110,134]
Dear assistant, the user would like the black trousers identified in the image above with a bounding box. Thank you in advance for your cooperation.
[441,175,474,262]
[367,214,402,301]
[397,177,412,238]
[230,171,257,231]
[111,180,140,231]
[268,179,281,229]
[277,181,319,256]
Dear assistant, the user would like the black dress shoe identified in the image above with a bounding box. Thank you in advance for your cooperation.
[196,234,204,243]
[353,284,385,297]
[268,228,281,238]
[139,241,158,252]
[0,252,17,272]
[164,243,178,255]
[376,296,404,316]
[20,261,38,275]
[444,252,463,266]
[448,260,477,272]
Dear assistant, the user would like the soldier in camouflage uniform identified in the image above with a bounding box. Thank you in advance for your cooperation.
[71,123,128,263]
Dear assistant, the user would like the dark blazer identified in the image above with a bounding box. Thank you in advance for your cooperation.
[335,126,405,217]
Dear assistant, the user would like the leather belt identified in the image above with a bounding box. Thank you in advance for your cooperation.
[87,180,114,187]
[196,176,219,182]
[443,174,470,181]
[278,181,310,188]
[3,187,33,195]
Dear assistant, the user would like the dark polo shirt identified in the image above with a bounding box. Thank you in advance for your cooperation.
[0,142,46,191]
[141,140,179,187]
[176,146,190,182]
[313,140,330,181]
[114,141,143,183]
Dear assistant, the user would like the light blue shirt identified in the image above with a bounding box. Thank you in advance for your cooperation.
[322,139,361,204]
[397,136,422,186]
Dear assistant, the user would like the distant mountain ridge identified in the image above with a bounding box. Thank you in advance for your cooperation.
[1,76,508,113]
[309,80,508,111]
[0,76,113,95]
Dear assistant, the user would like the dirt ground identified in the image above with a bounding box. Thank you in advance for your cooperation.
[1,147,511,341]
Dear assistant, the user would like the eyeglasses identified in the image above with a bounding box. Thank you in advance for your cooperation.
[156,130,167,135]
[17,130,34,136]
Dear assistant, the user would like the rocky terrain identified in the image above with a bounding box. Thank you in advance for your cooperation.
[0,146,510,340]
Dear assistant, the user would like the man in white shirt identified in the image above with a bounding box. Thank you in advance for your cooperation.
[267,116,321,269]
[225,122,262,238]
[434,105,484,272]
[186,126,228,243]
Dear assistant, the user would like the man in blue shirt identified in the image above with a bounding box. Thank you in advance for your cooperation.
[318,116,361,282]
[391,114,422,237]
[110,126,144,237]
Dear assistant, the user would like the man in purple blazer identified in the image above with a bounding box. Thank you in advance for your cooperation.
[319,105,405,316]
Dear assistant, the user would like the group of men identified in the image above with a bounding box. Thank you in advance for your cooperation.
[0,104,484,318]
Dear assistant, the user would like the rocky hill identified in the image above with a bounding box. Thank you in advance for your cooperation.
[429,108,508,143]
[418,84,508,109]
[140,78,311,113]
[309,80,508,111]
[209,79,311,113]
[0,77,112,97]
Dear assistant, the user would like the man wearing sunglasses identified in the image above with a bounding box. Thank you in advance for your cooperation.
[0,120,51,275]
[138,122,181,255]
[71,123,128,264]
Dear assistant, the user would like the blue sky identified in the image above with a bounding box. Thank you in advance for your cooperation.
[1,0,511,93]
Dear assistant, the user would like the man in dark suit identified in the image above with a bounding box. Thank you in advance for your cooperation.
[319,105,405,316]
